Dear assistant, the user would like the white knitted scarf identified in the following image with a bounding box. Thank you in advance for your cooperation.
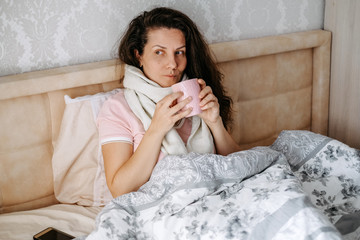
[123,65,214,155]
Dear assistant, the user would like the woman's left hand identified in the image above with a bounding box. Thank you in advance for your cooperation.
[197,79,221,126]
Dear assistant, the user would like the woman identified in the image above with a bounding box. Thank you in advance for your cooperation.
[97,7,240,198]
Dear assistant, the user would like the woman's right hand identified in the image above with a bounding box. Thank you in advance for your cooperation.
[149,92,193,136]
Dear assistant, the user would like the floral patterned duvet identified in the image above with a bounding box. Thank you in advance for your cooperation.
[79,138,356,240]
[271,130,360,240]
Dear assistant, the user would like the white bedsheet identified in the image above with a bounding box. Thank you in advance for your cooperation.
[0,204,101,240]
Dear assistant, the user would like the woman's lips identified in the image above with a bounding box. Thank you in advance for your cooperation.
[165,74,176,78]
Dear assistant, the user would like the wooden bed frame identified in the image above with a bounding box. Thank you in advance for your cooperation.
[0,30,331,213]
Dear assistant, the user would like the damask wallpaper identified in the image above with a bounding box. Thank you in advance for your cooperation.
[0,0,324,77]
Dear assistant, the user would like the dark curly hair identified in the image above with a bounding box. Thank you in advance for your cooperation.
[118,7,233,129]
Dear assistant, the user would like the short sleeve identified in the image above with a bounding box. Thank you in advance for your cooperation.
[97,91,142,147]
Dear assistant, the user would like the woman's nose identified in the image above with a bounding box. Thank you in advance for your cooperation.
[167,54,177,69]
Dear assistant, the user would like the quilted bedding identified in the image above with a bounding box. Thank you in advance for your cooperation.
[79,136,352,240]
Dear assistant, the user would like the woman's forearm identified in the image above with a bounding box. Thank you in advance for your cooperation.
[107,128,165,197]
[207,117,241,155]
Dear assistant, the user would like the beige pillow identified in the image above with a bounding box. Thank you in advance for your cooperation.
[52,89,121,206]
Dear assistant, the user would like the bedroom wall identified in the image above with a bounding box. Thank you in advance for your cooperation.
[0,0,324,77]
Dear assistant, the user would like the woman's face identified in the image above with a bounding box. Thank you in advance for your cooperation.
[136,28,187,87]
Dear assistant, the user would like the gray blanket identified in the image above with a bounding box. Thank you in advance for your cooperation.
[81,145,342,240]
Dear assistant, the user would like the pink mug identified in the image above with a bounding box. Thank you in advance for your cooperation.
[171,78,202,117]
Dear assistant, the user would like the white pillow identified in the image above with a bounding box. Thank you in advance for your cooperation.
[52,88,121,206]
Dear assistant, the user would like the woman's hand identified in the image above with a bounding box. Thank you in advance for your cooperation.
[197,78,241,155]
[198,79,221,126]
[149,91,193,136]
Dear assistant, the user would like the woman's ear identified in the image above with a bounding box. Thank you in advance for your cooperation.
[134,49,142,67]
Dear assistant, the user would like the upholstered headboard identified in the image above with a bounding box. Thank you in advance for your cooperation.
[0,30,331,213]
[213,30,331,149]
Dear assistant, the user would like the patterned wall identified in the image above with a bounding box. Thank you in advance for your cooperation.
[0,0,324,77]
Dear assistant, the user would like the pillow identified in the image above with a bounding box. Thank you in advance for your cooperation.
[271,130,360,236]
[52,88,121,206]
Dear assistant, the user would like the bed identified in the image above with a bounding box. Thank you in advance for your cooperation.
[0,30,359,240]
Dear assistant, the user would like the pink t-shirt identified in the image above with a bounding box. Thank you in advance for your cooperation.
[97,90,192,160]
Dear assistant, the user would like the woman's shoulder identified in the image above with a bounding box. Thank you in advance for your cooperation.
[98,89,138,122]
[101,89,130,112]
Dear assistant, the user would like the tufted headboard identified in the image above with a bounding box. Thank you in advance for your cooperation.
[0,30,331,213]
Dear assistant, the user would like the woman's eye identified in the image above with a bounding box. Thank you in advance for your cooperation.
[176,50,185,55]
[155,50,163,55]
